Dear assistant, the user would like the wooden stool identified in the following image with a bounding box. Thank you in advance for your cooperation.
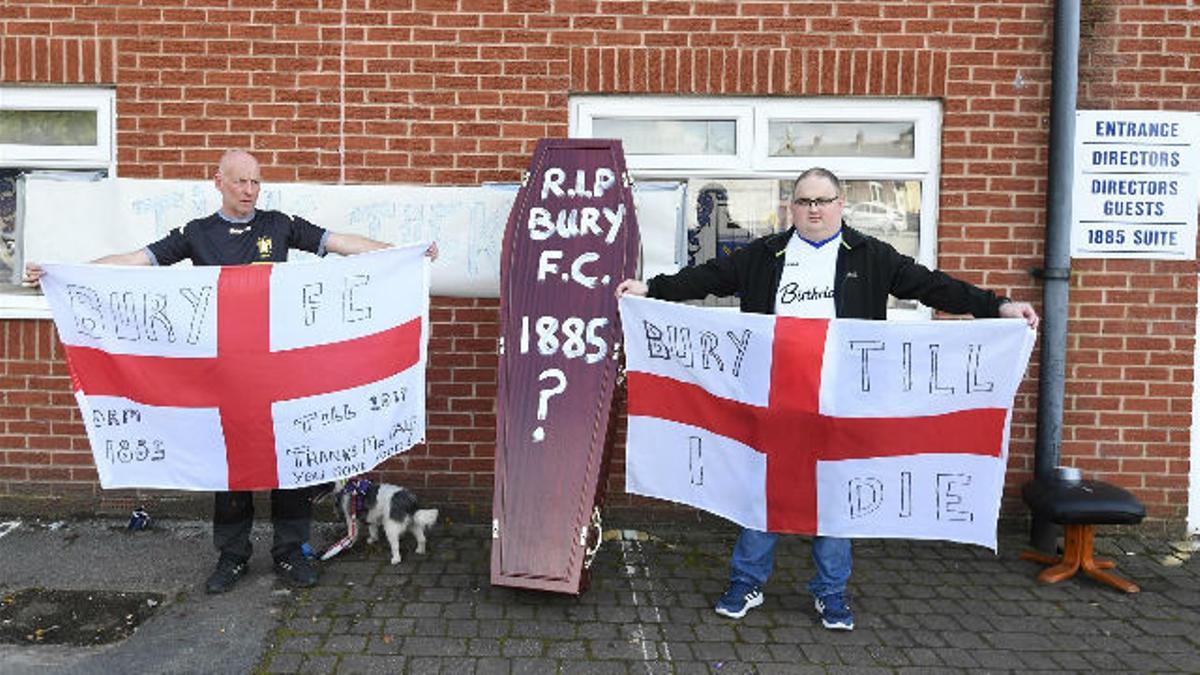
[1020,478,1145,593]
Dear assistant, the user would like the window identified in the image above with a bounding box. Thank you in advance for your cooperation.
[0,87,114,168]
[0,87,115,318]
[570,96,941,318]
[768,120,914,159]
[592,118,736,156]
[573,100,754,172]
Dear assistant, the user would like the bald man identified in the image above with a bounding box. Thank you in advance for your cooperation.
[25,149,436,594]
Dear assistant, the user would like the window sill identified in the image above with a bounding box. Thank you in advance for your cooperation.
[0,291,51,319]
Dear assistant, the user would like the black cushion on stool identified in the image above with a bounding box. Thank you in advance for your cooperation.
[1022,479,1146,525]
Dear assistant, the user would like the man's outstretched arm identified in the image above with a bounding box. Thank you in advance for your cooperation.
[325,233,439,261]
[23,248,152,287]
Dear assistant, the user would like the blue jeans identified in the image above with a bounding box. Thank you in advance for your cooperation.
[728,528,852,598]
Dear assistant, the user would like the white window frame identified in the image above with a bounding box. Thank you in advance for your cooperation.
[1,86,116,319]
[569,95,942,320]
[0,87,115,169]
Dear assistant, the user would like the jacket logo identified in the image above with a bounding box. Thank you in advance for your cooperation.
[845,271,859,279]
[229,226,250,235]
[256,237,272,257]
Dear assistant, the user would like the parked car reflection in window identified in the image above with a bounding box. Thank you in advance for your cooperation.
[844,201,907,232]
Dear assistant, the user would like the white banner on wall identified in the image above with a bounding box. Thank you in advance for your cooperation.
[1071,110,1200,260]
[20,176,684,297]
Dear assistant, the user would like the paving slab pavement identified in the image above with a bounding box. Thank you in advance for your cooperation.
[1,515,1198,674]
[0,517,285,674]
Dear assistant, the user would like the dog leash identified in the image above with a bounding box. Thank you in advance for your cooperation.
[320,477,373,561]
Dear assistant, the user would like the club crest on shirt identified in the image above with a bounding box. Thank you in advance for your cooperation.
[256,236,272,258]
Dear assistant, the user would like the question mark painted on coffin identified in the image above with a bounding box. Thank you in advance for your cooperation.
[532,368,567,442]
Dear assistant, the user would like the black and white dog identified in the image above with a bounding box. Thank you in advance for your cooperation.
[322,479,438,565]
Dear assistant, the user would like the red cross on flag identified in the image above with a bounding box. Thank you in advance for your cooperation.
[40,245,431,492]
[619,296,1035,550]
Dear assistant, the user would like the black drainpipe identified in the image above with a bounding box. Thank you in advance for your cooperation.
[1031,0,1080,552]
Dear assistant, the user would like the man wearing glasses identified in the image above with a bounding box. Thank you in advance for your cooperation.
[616,167,1037,631]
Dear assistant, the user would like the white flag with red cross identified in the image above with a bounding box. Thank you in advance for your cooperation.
[40,244,430,492]
[619,296,1036,550]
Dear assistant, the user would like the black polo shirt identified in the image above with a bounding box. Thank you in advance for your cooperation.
[145,210,329,267]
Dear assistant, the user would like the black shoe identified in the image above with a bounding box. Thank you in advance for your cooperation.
[274,551,319,588]
[205,554,248,594]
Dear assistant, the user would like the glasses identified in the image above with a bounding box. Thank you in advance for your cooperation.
[792,196,840,208]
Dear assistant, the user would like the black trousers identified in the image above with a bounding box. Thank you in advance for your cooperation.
[212,488,312,562]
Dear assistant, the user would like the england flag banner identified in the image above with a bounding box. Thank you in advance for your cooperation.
[620,296,1036,550]
[40,244,431,491]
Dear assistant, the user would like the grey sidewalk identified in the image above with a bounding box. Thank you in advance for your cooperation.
[2,515,1198,674]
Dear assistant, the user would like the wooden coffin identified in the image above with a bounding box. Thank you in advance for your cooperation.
[491,138,639,593]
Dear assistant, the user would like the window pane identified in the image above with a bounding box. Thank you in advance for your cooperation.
[0,170,24,291]
[841,179,922,310]
[682,177,922,310]
[0,169,109,294]
[682,178,780,307]
[593,118,736,155]
[686,178,783,266]
[0,110,98,146]
[768,121,914,158]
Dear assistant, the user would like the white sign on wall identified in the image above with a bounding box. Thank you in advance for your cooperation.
[1071,110,1200,259]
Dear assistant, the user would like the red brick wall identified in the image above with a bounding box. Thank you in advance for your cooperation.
[0,320,93,491]
[1,0,1196,525]
[1065,0,1199,522]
